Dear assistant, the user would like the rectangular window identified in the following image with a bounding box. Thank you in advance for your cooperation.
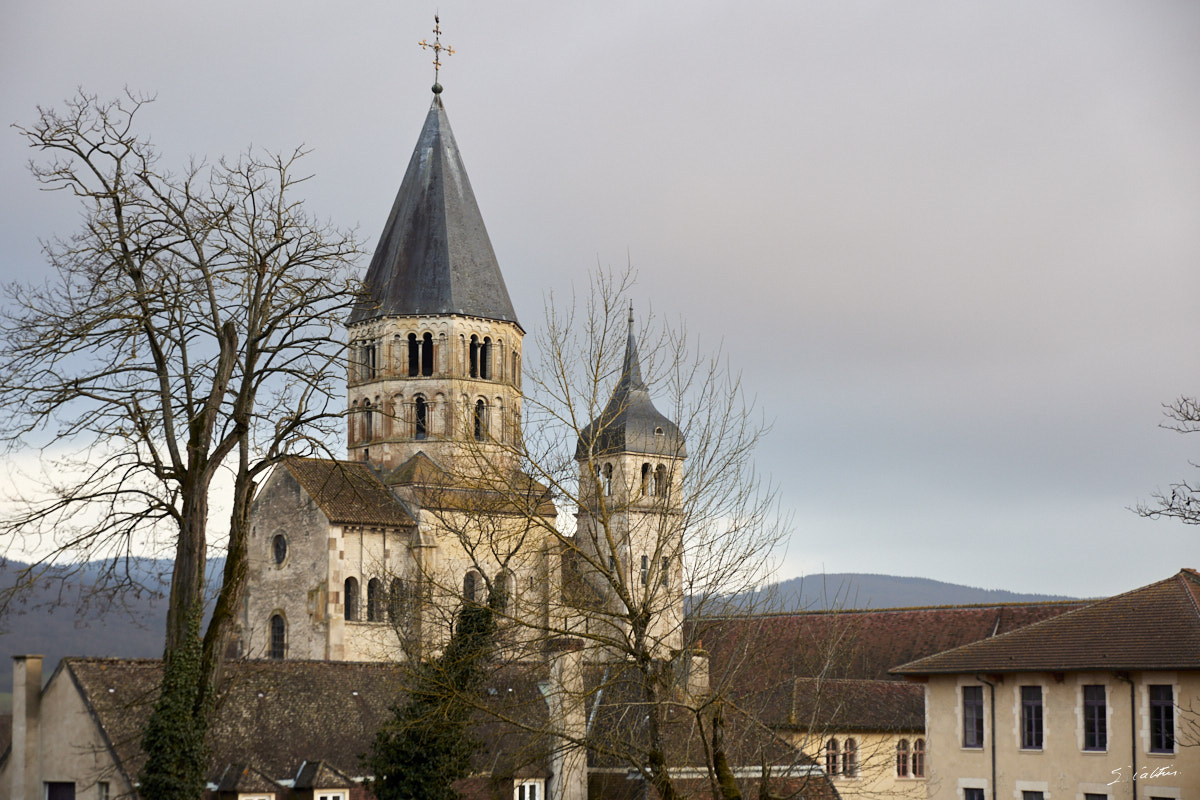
[661,556,669,587]
[46,786,76,800]
[640,555,649,585]
[97,784,110,800]
[1083,684,1106,750]
[1021,685,1043,749]
[515,780,543,800]
[1149,684,1174,753]
[963,686,984,748]
[1083,794,1108,800]
[1022,793,1044,800]
[963,790,985,800]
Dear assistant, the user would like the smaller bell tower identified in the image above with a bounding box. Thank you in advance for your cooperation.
[574,310,686,655]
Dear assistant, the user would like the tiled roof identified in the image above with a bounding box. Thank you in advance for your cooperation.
[583,663,837,800]
[385,452,557,517]
[788,678,924,732]
[893,568,1200,675]
[65,657,549,787]
[282,458,416,528]
[216,763,282,793]
[693,600,1081,732]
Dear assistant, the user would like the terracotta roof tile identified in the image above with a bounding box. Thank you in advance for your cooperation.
[694,601,1080,732]
[894,569,1200,675]
[282,458,416,528]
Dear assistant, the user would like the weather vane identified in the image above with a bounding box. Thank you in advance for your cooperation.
[419,14,455,94]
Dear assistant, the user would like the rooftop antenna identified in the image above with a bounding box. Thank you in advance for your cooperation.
[419,14,455,95]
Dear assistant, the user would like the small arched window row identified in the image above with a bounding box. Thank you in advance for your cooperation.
[825,737,857,778]
[354,341,377,383]
[407,332,436,377]
[640,463,671,498]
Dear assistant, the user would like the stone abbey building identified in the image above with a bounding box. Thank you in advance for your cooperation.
[240,91,689,668]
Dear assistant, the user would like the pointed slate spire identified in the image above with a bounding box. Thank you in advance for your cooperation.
[576,310,685,459]
[349,96,518,326]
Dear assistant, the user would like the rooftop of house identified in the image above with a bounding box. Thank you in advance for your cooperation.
[893,568,1200,675]
[693,599,1085,731]
[279,457,417,528]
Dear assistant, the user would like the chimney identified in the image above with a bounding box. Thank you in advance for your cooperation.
[681,646,709,700]
[541,638,586,800]
[11,655,43,800]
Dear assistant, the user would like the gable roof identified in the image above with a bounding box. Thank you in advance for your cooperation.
[64,657,552,786]
[293,760,354,790]
[893,568,1200,675]
[694,600,1082,732]
[281,458,416,528]
[349,96,518,328]
[217,763,283,793]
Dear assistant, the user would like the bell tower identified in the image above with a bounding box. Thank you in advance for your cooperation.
[574,311,687,654]
[346,90,524,475]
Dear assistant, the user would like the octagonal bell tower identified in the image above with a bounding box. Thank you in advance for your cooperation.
[346,92,524,476]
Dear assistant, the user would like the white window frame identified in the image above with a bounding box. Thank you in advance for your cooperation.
[515,778,545,800]
[316,793,347,800]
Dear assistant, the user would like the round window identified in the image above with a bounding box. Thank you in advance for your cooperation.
[272,534,288,566]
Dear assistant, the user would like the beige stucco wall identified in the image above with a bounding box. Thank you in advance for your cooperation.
[923,671,1198,800]
[791,730,928,800]
[1,663,129,800]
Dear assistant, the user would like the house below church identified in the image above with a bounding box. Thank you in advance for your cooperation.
[894,568,1200,800]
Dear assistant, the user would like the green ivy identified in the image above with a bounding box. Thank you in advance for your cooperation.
[137,606,210,800]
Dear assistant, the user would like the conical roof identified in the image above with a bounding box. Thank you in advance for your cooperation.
[349,96,518,326]
[576,316,685,459]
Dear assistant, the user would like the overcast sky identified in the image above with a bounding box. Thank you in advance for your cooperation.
[2,1,1198,598]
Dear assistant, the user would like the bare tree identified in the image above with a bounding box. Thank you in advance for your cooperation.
[1139,396,1200,525]
[1,91,359,797]
[376,268,821,799]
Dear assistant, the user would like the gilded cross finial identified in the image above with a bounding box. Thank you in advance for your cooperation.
[419,14,455,94]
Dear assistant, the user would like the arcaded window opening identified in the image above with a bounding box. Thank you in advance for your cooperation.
[415,396,428,440]
[474,399,487,441]
[367,577,383,622]
[408,333,420,377]
[344,577,360,621]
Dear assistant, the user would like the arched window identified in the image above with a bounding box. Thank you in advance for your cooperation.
[272,534,287,566]
[825,739,839,775]
[474,399,487,441]
[367,578,383,622]
[481,337,492,379]
[359,342,376,381]
[362,400,373,441]
[469,335,480,378]
[408,333,420,377]
[640,555,649,585]
[422,332,434,376]
[269,614,286,660]
[603,463,613,496]
[415,396,428,440]
[396,578,415,623]
[495,569,514,612]
[463,570,481,604]
[641,463,651,496]
[843,738,857,777]
[513,351,520,385]
[344,577,360,621]
[912,739,925,778]
[661,556,670,588]
[654,464,667,497]
[896,739,910,777]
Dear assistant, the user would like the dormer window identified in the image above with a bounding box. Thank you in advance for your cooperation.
[655,426,664,436]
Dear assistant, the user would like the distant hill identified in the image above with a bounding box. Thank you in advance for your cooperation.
[2,559,1080,676]
[0,557,220,678]
[741,572,1080,612]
